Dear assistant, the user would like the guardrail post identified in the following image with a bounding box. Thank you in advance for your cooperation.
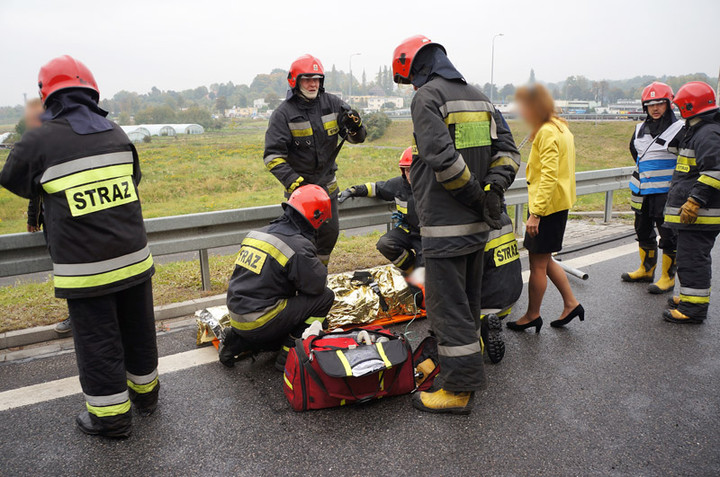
[514,203,524,236]
[603,191,614,223]
[199,249,211,291]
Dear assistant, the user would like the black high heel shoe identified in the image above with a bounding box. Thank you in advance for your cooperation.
[506,317,543,333]
[550,304,585,328]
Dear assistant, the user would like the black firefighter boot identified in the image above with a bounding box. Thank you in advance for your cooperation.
[128,381,160,417]
[76,410,132,438]
[218,327,255,368]
[480,314,505,364]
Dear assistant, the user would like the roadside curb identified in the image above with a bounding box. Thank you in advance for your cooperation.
[0,293,226,351]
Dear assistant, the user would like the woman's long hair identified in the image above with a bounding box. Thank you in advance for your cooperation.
[515,84,566,136]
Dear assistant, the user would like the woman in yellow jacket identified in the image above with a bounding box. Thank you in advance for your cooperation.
[507,84,584,333]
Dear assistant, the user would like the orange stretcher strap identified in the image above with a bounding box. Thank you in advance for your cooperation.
[370,311,426,327]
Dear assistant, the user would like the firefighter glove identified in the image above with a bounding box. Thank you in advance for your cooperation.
[338,184,367,203]
[482,183,504,230]
[680,197,701,224]
[340,108,363,134]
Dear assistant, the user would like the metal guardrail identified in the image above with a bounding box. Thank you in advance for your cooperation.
[0,166,634,289]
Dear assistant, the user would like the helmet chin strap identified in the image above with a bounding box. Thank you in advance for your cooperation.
[298,85,319,101]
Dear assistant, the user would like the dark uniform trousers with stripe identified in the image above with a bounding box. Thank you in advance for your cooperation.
[676,229,718,320]
[633,194,677,251]
[67,279,159,418]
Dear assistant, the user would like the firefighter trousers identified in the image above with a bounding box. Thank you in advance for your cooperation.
[635,195,676,251]
[376,227,423,272]
[227,287,335,353]
[676,229,719,320]
[66,279,158,419]
[424,250,487,392]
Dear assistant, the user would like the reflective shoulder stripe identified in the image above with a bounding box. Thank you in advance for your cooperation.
[40,151,134,184]
[437,341,482,357]
[42,163,134,194]
[321,113,338,132]
[244,231,295,266]
[699,174,720,190]
[288,121,312,137]
[230,299,288,330]
[126,369,159,386]
[54,254,154,289]
[53,244,151,277]
[321,113,338,123]
[444,111,492,125]
[486,222,514,242]
[439,100,494,117]
[376,342,392,368]
[435,155,467,182]
[485,230,515,251]
[421,222,490,238]
[678,148,695,158]
[84,390,130,407]
[336,350,353,376]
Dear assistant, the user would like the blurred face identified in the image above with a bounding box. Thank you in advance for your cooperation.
[299,77,320,93]
[401,166,411,184]
[647,101,667,120]
[24,102,44,130]
[518,99,538,128]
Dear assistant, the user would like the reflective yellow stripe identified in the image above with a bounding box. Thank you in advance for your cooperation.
[304,316,325,325]
[42,164,134,194]
[283,374,293,390]
[699,174,720,190]
[490,156,520,171]
[230,299,288,330]
[665,215,720,225]
[127,377,158,394]
[379,370,385,391]
[365,182,375,197]
[395,205,408,214]
[290,128,313,137]
[443,111,491,125]
[336,350,352,376]
[287,177,304,193]
[323,119,339,133]
[265,158,286,170]
[679,294,711,304]
[485,232,516,251]
[242,238,290,266]
[54,254,154,289]
[676,156,697,172]
[498,307,512,317]
[631,201,643,210]
[340,399,346,406]
[86,400,131,418]
[282,345,290,352]
[442,166,471,190]
[376,342,392,368]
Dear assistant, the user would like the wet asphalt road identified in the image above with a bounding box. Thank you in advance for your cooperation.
[1,236,719,476]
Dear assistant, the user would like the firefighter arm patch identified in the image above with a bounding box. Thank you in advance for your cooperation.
[235,246,268,274]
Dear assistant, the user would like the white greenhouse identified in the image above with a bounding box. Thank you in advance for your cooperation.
[172,123,205,135]
[120,126,151,143]
[119,123,205,139]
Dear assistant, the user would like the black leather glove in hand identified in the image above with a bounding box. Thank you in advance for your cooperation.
[482,184,504,230]
[339,108,363,134]
[338,184,368,203]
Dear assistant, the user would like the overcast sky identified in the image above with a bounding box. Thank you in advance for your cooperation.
[2,0,718,106]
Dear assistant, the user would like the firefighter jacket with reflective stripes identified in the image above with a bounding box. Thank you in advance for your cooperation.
[629,119,683,196]
[0,119,153,299]
[410,77,520,257]
[665,114,720,230]
[264,92,366,193]
[481,213,522,314]
[226,208,328,322]
[364,176,419,233]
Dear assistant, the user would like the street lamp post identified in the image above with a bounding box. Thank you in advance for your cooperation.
[349,52,361,105]
[490,33,504,104]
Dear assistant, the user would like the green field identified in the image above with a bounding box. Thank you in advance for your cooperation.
[0,119,637,332]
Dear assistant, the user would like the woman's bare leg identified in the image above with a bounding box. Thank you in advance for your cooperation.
[546,257,580,318]
[516,252,551,324]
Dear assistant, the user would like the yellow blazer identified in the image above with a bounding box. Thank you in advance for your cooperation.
[526,119,577,216]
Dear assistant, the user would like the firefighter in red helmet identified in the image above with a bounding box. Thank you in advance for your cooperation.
[263,54,367,266]
[339,147,423,274]
[0,55,159,438]
[220,185,335,370]
[391,35,520,414]
[663,82,720,324]
[622,82,683,293]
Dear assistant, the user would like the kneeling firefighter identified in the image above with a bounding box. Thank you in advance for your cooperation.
[220,185,336,369]
[263,54,367,266]
[391,35,520,414]
[622,82,683,293]
[339,146,423,274]
[0,56,159,438]
[663,82,720,324]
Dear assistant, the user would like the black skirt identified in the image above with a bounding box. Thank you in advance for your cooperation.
[524,209,569,254]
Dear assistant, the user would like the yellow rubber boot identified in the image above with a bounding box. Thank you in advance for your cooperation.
[663,308,702,324]
[621,246,657,283]
[412,388,473,415]
[648,253,676,294]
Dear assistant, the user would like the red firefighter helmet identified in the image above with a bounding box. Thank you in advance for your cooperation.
[287,54,325,89]
[399,146,413,168]
[38,55,99,104]
[673,81,718,119]
[392,35,445,85]
[641,81,673,106]
[285,184,332,229]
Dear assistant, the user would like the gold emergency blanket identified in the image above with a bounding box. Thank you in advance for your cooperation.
[195,265,420,345]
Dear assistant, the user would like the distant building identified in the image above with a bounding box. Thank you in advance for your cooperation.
[554,100,601,114]
[607,100,643,114]
[225,107,257,118]
[349,95,404,111]
[253,98,267,109]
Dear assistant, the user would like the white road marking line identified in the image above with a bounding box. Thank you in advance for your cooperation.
[0,347,218,412]
[0,241,638,412]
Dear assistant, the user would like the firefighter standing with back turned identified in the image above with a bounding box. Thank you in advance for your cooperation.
[391,35,520,414]
[0,56,159,438]
[663,82,720,324]
[263,55,367,266]
[622,82,683,293]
